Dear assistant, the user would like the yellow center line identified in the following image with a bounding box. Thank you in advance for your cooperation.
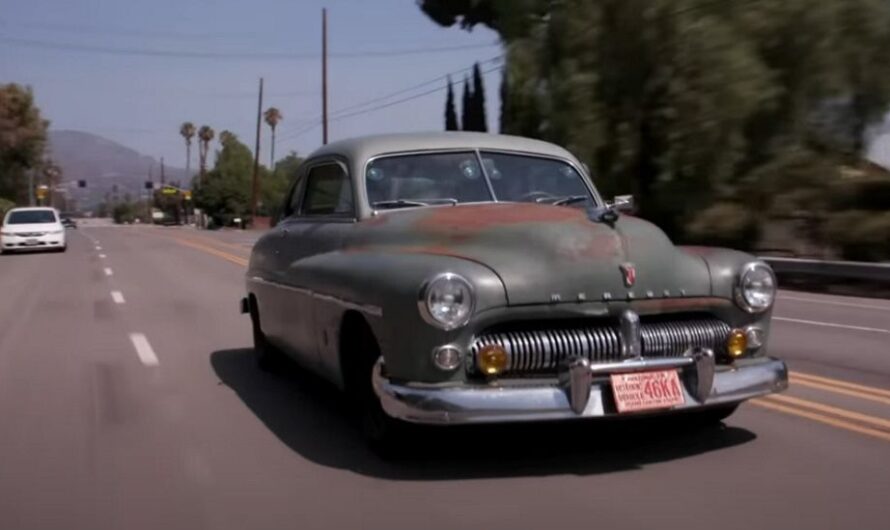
[791,371,890,399]
[171,237,248,267]
[764,394,890,430]
[789,377,890,407]
[752,399,890,443]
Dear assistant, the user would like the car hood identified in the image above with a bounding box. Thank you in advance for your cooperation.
[348,203,710,306]
[2,223,60,234]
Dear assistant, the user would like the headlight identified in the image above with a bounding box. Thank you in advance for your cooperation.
[418,273,475,330]
[735,262,776,313]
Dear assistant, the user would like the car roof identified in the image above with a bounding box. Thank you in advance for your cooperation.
[307,132,581,165]
[7,207,57,212]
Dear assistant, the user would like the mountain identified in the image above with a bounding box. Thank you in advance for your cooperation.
[48,130,188,206]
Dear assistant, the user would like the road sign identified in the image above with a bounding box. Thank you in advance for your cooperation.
[183,191,192,201]
[161,186,178,195]
[36,185,49,199]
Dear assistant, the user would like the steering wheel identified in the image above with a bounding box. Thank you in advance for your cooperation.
[518,191,556,203]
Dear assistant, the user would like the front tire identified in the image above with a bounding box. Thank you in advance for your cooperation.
[249,298,283,372]
[341,315,405,455]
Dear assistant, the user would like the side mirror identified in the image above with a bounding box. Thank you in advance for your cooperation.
[611,194,634,214]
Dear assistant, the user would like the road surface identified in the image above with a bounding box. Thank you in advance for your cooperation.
[1,226,888,530]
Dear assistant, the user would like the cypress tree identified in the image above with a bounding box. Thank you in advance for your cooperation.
[461,75,473,131]
[472,62,488,132]
[445,76,459,131]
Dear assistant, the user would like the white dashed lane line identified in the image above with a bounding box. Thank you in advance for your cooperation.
[773,316,890,335]
[129,333,159,367]
[103,267,113,276]
[110,291,125,304]
[778,294,890,312]
[99,254,107,259]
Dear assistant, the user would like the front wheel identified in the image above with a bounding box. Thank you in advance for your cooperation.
[249,299,284,372]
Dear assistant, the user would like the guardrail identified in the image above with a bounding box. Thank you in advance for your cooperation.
[762,257,890,283]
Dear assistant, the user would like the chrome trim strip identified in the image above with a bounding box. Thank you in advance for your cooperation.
[248,276,382,317]
[373,357,789,425]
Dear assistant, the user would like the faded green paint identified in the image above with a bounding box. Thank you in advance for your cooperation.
[246,133,770,386]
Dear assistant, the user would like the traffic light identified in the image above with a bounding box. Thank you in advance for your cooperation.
[145,181,154,190]
[77,180,87,188]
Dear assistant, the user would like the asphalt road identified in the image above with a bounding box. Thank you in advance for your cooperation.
[1,225,889,530]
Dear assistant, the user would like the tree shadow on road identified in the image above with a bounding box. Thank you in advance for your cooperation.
[210,348,757,481]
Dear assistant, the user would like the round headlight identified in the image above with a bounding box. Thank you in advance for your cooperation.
[735,262,776,313]
[419,273,475,330]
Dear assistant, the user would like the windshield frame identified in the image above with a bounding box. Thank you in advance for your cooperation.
[362,148,601,215]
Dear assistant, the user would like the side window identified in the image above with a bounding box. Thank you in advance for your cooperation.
[300,164,354,217]
[286,176,305,216]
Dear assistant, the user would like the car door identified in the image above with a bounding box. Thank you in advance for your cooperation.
[274,159,356,368]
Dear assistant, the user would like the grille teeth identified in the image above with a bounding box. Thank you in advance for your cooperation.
[470,318,731,375]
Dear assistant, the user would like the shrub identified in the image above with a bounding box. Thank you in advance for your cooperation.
[823,210,890,261]
[685,202,761,250]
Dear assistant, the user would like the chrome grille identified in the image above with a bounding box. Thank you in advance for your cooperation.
[470,317,731,375]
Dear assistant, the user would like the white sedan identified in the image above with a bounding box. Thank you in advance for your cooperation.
[1,207,67,253]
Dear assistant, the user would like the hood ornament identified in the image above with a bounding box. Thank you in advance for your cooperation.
[619,262,636,288]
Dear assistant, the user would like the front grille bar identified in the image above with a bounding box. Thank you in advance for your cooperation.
[470,317,731,375]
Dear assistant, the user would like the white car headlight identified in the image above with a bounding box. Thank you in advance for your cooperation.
[419,273,475,330]
[735,262,776,313]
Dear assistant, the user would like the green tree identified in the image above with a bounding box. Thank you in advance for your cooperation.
[179,122,196,179]
[0,84,49,204]
[444,76,459,131]
[197,125,215,182]
[194,131,258,226]
[419,0,890,243]
[461,75,472,132]
[263,151,303,222]
[470,62,488,132]
[263,107,283,167]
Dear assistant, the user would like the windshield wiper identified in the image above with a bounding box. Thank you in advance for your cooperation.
[537,195,589,206]
[371,198,458,209]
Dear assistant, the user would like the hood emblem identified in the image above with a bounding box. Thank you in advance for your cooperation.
[619,262,636,288]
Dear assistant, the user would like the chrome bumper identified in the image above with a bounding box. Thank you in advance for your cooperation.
[372,353,788,425]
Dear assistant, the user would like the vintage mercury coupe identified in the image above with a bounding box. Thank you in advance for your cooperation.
[242,132,788,445]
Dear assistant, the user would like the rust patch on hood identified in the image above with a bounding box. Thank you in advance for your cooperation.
[415,203,584,233]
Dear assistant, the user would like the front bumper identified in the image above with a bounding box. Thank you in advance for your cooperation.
[1,233,66,251]
[373,353,788,425]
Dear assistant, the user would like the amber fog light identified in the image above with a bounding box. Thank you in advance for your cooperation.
[432,346,462,371]
[727,329,747,358]
[477,344,508,376]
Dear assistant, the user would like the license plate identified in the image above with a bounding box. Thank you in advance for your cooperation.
[610,370,685,413]
[25,239,39,245]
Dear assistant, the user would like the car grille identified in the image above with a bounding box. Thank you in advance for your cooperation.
[16,232,45,237]
[469,316,731,375]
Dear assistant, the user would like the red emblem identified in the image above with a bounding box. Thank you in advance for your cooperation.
[620,263,636,287]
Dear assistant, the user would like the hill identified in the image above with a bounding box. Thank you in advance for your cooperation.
[48,130,187,207]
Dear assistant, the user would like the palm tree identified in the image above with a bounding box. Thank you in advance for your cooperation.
[197,125,215,182]
[263,107,283,169]
[179,122,196,179]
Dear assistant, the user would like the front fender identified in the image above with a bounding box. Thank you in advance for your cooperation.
[288,250,507,383]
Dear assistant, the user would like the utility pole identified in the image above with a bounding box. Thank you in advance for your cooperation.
[160,157,166,185]
[28,168,35,206]
[322,7,329,145]
[251,77,264,225]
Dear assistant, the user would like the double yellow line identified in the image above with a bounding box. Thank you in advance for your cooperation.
[165,234,249,267]
[755,372,890,443]
[160,228,890,444]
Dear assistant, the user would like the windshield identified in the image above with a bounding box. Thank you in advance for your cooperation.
[366,151,593,208]
[5,210,57,224]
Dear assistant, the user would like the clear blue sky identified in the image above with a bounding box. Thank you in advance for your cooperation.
[0,0,501,169]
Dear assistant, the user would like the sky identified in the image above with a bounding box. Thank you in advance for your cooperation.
[1,0,502,170]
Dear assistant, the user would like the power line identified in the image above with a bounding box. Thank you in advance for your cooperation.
[275,56,503,144]
[0,35,500,61]
[276,64,502,146]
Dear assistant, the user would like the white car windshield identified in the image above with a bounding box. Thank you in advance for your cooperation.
[6,210,57,224]
[366,151,594,209]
